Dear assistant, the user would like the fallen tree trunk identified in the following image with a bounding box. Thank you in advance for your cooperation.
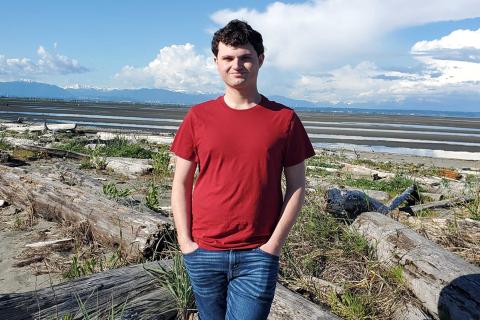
[269,283,341,320]
[408,196,473,215]
[105,157,153,177]
[325,186,418,219]
[352,212,480,320]
[14,145,89,160]
[0,260,177,320]
[51,162,171,216]
[0,165,172,260]
[0,260,340,320]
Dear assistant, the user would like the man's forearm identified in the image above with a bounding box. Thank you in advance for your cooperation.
[171,182,194,246]
[265,185,305,252]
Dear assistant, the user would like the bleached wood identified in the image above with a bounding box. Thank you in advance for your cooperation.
[352,212,480,320]
[105,157,153,176]
[0,166,172,260]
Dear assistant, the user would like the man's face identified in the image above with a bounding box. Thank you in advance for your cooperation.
[214,42,264,90]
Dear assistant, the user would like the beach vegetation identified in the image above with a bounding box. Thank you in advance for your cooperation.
[12,148,44,160]
[63,249,127,279]
[144,251,196,320]
[102,182,132,199]
[92,137,152,159]
[337,174,414,196]
[145,181,160,211]
[351,158,395,172]
[0,134,11,150]
[280,189,413,319]
[414,208,437,218]
[152,146,171,178]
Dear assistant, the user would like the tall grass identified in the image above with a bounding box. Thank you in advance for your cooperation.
[280,188,412,319]
[144,251,196,320]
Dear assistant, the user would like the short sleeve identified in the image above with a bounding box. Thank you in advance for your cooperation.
[282,112,315,167]
[170,110,198,162]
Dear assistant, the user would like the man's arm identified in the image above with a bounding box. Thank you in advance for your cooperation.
[171,156,199,254]
[260,161,306,256]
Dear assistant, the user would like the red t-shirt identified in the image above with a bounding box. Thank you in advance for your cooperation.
[170,95,315,250]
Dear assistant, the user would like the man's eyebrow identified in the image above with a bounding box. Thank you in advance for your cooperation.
[220,53,254,59]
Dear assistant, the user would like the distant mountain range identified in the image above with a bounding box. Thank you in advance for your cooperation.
[0,80,478,113]
[0,81,316,108]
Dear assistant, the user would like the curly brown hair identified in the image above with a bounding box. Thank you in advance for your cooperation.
[211,19,264,57]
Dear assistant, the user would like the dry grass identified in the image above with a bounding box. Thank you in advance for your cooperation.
[279,187,416,319]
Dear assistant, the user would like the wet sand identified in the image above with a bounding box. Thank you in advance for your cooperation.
[1,99,479,154]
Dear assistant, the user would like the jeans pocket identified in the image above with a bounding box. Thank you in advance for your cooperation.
[255,247,280,260]
[182,247,201,257]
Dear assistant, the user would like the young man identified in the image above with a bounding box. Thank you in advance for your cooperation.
[170,20,315,319]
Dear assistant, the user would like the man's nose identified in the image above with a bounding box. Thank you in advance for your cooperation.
[232,58,241,69]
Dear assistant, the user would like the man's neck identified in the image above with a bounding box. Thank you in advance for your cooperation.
[224,87,262,110]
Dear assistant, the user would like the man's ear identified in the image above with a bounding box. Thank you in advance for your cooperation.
[213,56,217,64]
[258,53,265,67]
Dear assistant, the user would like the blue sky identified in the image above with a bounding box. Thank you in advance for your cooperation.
[1,0,480,108]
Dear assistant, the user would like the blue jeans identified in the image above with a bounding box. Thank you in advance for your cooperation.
[182,247,280,320]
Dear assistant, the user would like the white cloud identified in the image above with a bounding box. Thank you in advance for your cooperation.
[0,46,88,77]
[211,0,480,71]
[410,28,480,65]
[412,28,480,52]
[115,43,222,93]
[410,28,480,86]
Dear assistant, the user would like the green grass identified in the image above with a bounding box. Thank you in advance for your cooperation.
[328,290,371,320]
[338,174,415,196]
[152,146,171,178]
[351,159,395,172]
[414,208,438,218]
[145,181,160,211]
[55,137,153,159]
[144,251,196,320]
[0,134,11,150]
[280,189,412,319]
[102,182,132,199]
[63,249,127,279]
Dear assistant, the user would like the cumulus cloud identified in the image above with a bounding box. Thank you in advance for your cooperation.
[411,27,480,64]
[211,0,480,71]
[0,45,88,77]
[115,43,222,93]
[287,26,480,104]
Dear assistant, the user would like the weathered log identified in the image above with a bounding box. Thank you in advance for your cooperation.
[0,260,177,320]
[325,187,390,219]
[392,303,432,320]
[14,145,89,160]
[352,212,480,320]
[325,186,418,219]
[105,157,153,176]
[387,185,419,209]
[25,238,74,249]
[269,283,341,320]
[2,123,46,133]
[45,123,77,132]
[51,162,171,216]
[0,259,340,320]
[408,196,473,215]
[340,163,394,179]
[0,165,173,260]
[96,132,173,145]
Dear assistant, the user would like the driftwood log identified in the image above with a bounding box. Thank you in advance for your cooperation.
[0,260,340,320]
[352,212,480,320]
[0,165,173,260]
[51,162,170,216]
[0,260,177,320]
[14,144,89,160]
[408,196,473,215]
[325,186,418,219]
